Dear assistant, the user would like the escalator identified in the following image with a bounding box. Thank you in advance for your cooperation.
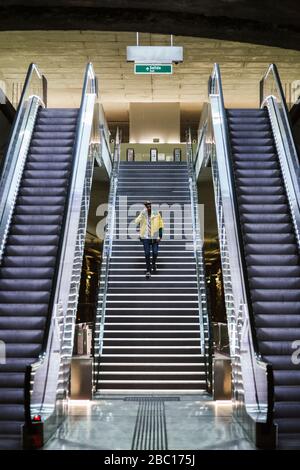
[204,64,300,449]
[0,63,99,449]
[0,108,78,449]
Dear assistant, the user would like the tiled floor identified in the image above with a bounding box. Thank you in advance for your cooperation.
[43,395,255,450]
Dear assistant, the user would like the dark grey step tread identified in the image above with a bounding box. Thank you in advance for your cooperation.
[99,355,205,364]
[250,277,300,289]
[241,214,290,224]
[22,170,70,179]
[274,417,300,433]
[256,314,300,327]
[0,329,43,343]
[0,278,52,290]
[6,235,59,246]
[14,205,64,215]
[262,355,300,370]
[274,372,300,386]
[19,187,67,197]
[0,372,25,388]
[238,186,285,195]
[0,436,22,449]
[9,225,61,236]
[98,373,205,381]
[26,162,71,171]
[245,244,296,255]
[3,343,42,357]
[233,153,276,161]
[0,389,25,404]
[20,178,68,188]
[251,290,300,301]
[2,255,56,267]
[277,434,300,450]
[104,331,201,339]
[259,341,300,355]
[5,245,57,256]
[0,290,50,302]
[0,267,54,279]
[0,421,23,434]
[108,289,198,295]
[0,358,36,372]
[246,254,299,265]
[102,347,202,355]
[257,327,300,341]
[105,317,200,323]
[0,317,46,329]
[248,265,300,277]
[253,301,300,315]
[103,339,201,346]
[244,233,294,243]
[0,404,25,420]
[239,204,288,213]
[38,108,78,116]
[97,382,206,390]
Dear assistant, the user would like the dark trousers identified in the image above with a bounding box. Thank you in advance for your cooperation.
[141,239,159,272]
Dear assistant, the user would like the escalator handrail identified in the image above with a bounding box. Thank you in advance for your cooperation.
[260,63,299,163]
[209,63,274,425]
[24,62,98,426]
[0,63,46,175]
[41,62,97,358]
[0,64,46,247]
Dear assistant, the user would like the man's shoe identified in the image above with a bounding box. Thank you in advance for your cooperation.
[145,271,151,279]
[152,264,157,273]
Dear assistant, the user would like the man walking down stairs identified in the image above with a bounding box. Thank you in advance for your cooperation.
[96,161,207,394]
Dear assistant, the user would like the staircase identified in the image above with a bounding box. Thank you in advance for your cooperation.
[95,161,207,394]
[0,108,79,449]
[227,108,300,449]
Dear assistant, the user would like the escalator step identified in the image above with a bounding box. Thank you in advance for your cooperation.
[0,267,54,279]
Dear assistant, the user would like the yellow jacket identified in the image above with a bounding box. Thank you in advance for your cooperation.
[135,208,164,239]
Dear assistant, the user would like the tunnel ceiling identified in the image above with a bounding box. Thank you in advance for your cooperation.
[0,1,300,50]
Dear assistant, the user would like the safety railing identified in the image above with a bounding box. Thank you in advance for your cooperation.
[93,127,121,391]
[0,64,46,263]
[186,130,212,391]
[24,63,98,445]
[208,63,275,434]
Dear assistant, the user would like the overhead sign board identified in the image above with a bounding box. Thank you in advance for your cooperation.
[127,46,183,64]
[134,64,173,74]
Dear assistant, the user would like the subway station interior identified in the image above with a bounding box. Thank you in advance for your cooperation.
[1,0,300,452]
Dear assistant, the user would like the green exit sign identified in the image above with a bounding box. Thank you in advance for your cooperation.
[134,64,173,75]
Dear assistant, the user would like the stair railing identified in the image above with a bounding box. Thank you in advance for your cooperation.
[186,128,212,390]
[260,64,300,254]
[207,63,276,447]
[93,127,120,391]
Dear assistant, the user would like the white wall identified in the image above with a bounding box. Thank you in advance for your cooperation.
[129,102,180,143]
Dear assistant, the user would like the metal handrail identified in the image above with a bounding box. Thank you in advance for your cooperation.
[209,63,274,426]
[94,128,121,390]
[0,64,46,262]
[260,63,299,158]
